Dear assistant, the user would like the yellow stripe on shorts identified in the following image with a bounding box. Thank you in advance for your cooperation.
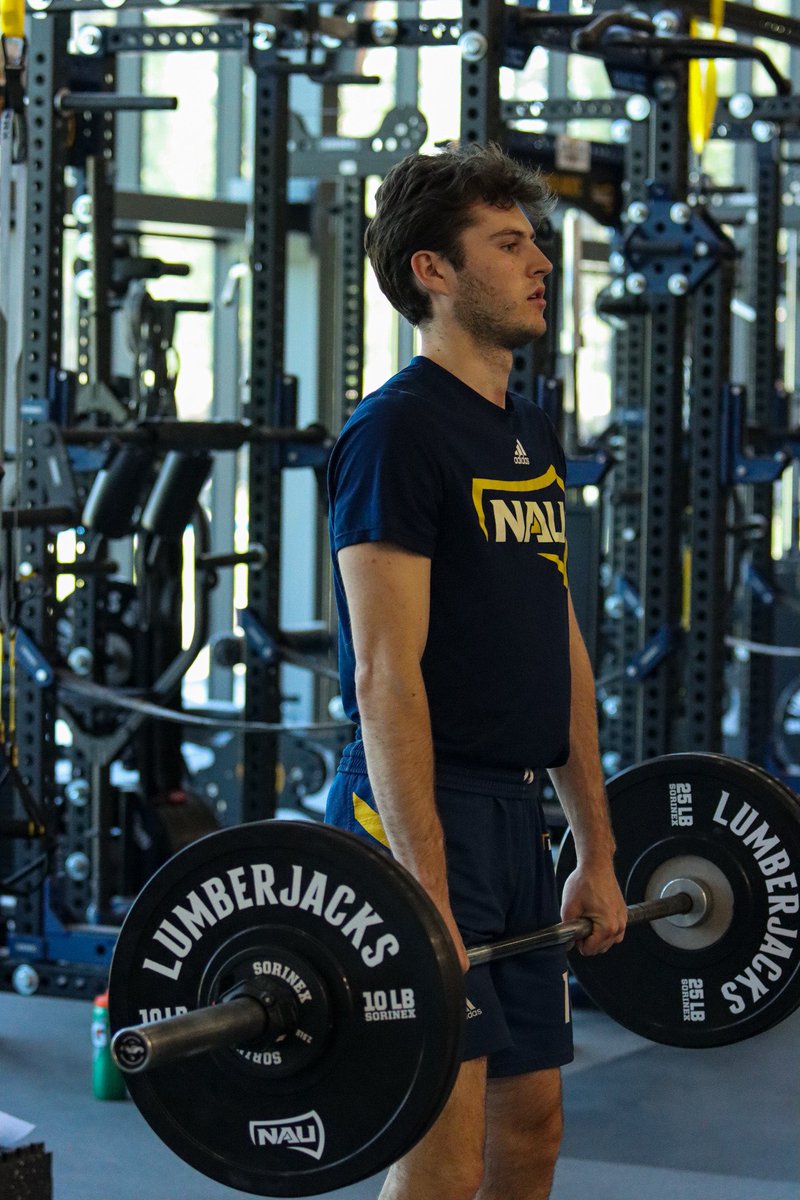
[352,791,389,848]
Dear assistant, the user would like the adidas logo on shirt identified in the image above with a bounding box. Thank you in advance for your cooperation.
[514,439,530,465]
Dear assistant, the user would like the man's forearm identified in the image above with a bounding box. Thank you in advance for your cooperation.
[357,663,470,971]
[548,613,615,863]
[356,661,450,902]
[548,749,615,863]
[549,599,629,947]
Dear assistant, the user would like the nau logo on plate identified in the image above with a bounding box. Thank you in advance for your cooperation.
[249,1111,326,1160]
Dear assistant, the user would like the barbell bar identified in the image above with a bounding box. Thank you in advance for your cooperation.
[114,994,271,1074]
[466,887,696,965]
[112,885,698,1074]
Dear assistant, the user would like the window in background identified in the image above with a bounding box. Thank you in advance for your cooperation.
[338,0,398,139]
[418,0,462,148]
[754,0,791,94]
[575,253,614,440]
[140,10,218,199]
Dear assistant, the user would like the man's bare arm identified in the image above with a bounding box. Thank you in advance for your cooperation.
[338,540,468,970]
[548,595,628,955]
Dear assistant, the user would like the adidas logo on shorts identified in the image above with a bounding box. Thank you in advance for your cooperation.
[465,997,483,1020]
[514,439,530,465]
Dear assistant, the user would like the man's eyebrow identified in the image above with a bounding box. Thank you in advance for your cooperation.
[489,228,536,240]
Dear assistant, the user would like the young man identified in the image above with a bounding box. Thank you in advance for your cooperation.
[325,143,628,1200]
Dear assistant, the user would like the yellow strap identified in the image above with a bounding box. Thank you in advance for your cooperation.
[8,628,16,765]
[352,791,390,848]
[682,546,692,631]
[0,628,5,744]
[1,0,25,40]
[688,2,725,156]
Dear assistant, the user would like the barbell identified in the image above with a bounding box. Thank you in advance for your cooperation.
[108,752,800,1197]
[112,890,696,1074]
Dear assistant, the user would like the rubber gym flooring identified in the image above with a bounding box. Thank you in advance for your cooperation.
[2,988,798,1200]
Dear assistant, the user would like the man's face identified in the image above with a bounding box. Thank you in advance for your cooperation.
[449,202,553,350]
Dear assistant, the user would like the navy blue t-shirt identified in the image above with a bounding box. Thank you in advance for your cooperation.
[328,356,571,770]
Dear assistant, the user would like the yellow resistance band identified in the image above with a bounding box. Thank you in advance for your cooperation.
[690,0,724,156]
[688,0,725,156]
[8,627,17,766]
[1,0,24,40]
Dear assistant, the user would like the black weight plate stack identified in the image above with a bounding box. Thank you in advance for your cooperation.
[109,821,465,1196]
[556,753,800,1048]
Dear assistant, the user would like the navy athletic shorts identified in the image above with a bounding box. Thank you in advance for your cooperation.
[325,741,574,1077]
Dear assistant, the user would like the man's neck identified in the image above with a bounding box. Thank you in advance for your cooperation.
[417,327,511,409]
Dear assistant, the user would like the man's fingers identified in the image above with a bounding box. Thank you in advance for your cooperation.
[576,915,627,956]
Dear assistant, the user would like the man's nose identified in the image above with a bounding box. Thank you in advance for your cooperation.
[528,245,553,276]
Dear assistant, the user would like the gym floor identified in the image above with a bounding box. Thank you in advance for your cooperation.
[2,988,798,1200]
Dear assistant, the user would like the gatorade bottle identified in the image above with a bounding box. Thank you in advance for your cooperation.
[91,991,127,1100]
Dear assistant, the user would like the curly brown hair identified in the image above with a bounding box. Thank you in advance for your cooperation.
[364,143,554,327]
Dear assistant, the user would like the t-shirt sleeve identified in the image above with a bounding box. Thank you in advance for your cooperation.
[540,407,567,480]
[329,400,442,558]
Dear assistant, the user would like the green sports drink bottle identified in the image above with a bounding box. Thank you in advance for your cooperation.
[91,990,127,1100]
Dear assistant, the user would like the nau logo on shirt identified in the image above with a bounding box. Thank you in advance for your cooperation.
[471,465,568,585]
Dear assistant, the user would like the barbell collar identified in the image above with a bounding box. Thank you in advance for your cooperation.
[658,877,710,927]
[113,995,269,1075]
[466,889,694,967]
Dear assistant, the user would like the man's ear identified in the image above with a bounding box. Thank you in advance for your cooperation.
[409,250,452,298]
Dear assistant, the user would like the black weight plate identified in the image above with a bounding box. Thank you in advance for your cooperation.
[109,821,465,1196]
[556,753,800,1048]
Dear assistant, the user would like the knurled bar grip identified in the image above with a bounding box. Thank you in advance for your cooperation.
[466,891,693,967]
[113,995,267,1074]
[112,892,694,1075]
